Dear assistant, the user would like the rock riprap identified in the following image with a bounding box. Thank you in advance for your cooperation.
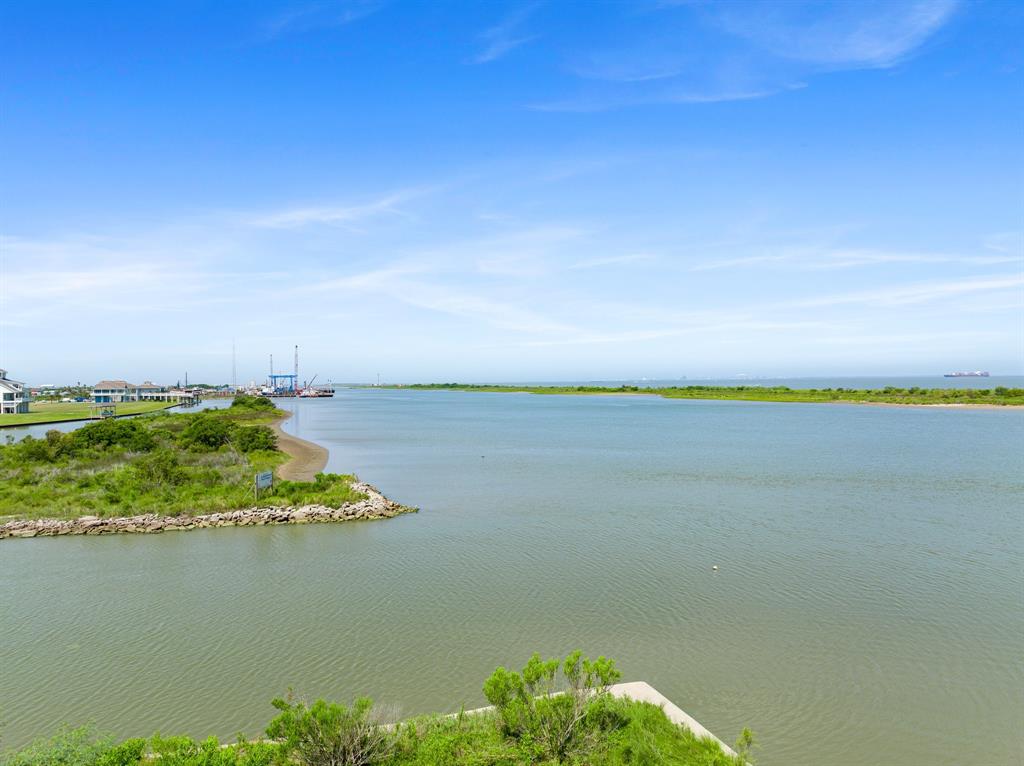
[0,482,415,540]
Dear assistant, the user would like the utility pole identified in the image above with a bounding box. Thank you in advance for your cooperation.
[294,345,299,393]
[269,354,273,387]
[232,339,237,390]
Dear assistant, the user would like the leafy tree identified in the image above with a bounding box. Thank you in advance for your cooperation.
[265,693,393,766]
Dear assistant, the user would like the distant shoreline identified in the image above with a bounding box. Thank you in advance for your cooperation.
[371,383,1024,409]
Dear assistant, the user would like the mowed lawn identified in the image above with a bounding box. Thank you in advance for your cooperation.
[0,401,176,427]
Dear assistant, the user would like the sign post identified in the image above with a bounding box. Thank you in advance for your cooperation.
[255,470,273,502]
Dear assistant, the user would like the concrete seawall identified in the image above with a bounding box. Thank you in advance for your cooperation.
[0,482,415,540]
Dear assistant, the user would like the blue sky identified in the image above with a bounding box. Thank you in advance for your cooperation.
[1,0,1021,384]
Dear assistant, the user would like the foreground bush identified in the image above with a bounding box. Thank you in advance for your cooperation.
[483,650,622,763]
[0,726,144,766]
[266,695,392,766]
[1,653,750,766]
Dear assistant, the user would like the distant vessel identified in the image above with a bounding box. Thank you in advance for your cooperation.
[944,371,990,377]
[298,386,334,398]
[297,374,335,397]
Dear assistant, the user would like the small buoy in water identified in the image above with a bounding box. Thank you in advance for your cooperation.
[712,565,719,571]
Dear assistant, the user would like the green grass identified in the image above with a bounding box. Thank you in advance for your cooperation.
[0,397,364,521]
[0,400,178,427]
[391,382,1024,406]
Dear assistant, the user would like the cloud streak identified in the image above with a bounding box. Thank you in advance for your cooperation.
[470,4,539,64]
[260,0,383,39]
[691,247,1020,272]
[249,188,426,229]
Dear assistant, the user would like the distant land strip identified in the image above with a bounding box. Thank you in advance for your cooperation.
[378,383,1024,407]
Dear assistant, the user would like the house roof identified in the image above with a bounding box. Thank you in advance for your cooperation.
[0,379,25,393]
[94,380,131,389]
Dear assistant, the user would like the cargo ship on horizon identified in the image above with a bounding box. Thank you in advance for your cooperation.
[944,371,990,377]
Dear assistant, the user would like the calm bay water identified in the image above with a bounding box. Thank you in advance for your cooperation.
[2,389,1022,765]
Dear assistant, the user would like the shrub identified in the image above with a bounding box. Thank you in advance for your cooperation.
[71,420,156,453]
[232,426,277,453]
[131,449,188,486]
[146,734,276,766]
[179,416,233,452]
[230,395,275,411]
[265,694,393,766]
[0,725,144,766]
[482,650,622,763]
[6,435,54,464]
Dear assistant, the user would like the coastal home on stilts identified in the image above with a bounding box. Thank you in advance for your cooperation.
[0,369,31,414]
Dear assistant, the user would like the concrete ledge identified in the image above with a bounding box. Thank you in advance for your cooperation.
[608,681,736,756]
[456,681,735,758]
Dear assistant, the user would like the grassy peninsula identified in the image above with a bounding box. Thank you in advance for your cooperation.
[0,652,750,766]
[0,400,179,427]
[0,395,363,521]
[396,382,1024,407]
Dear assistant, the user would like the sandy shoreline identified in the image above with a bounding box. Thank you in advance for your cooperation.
[271,412,328,480]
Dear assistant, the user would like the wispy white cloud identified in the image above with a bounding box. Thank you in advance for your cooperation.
[249,188,426,229]
[708,0,960,69]
[470,4,539,64]
[536,0,957,112]
[691,247,1020,272]
[567,253,655,270]
[788,273,1024,308]
[529,86,793,113]
[261,0,383,39]
[983,230,1023,254]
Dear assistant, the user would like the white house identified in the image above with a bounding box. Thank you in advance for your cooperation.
[0,370,30,414]
[92,380,165,402]
[92,380,196,404]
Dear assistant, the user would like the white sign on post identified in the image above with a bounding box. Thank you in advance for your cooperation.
[255,471,273,500]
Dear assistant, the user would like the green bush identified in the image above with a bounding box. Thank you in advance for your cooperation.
[179,416,233,452]
[130,449,188,486]
[265,694,392,766]
[0,726,144,766]
[232,426,277,453]
[230,395,276,411]
[70,419,156,453]
[483,650,622,763]
[146,734,277,766]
